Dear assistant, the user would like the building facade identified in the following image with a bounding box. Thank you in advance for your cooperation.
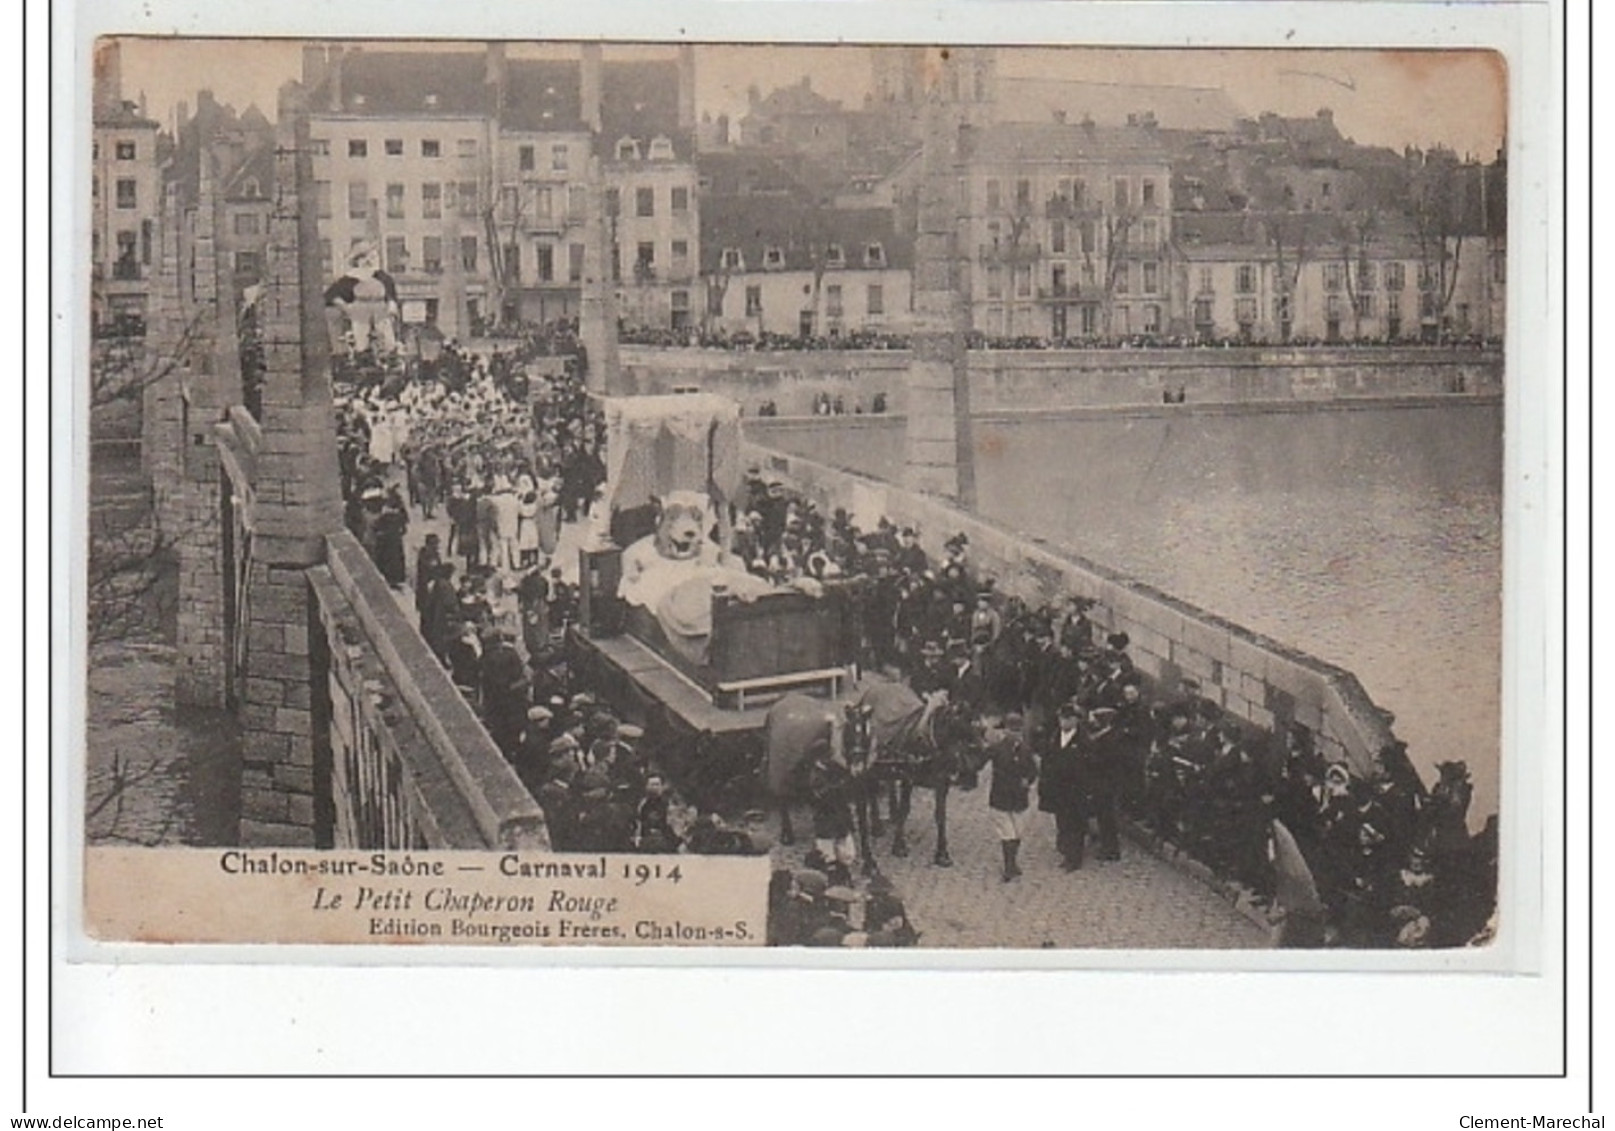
[699,151,913,339]
[301,45,698,340]
[1174,235,1499,344]
[91,42,161,335]
[962,121,1175,340]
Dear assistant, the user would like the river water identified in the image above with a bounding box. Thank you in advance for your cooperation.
[755,401,1503,823]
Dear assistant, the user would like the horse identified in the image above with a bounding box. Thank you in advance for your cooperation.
[855,681,988,868]
[761,693,880,863]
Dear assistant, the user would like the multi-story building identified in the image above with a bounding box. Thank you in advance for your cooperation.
[217,139,275,304]
[962,120,1175,340]
[599,57,699,332]
[91,41,161,336]
[300,43,698,340]
[303,47,496,338]
[1173,220,1499,344]
[493,58,594,326]
[699,153,912,338]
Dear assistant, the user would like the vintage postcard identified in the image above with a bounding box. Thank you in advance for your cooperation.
[77,33,1517,957]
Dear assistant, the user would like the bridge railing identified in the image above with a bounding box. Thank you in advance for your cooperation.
[746,441,1399,777]
[310,530,549,850]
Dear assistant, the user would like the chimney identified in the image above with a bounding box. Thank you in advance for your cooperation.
[1142,110,1158,130]
[1052,108,1067,125]
[485,42,507,120]
[93,39,123,117]
[581,44,603,133]
[1081,114,1096,135]
[326,47,345,112]
[301,44,328,93]
[677,44,696,132]
[1126,112,1138,127]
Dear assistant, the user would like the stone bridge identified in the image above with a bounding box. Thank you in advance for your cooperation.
[143,87,545,850]
[138,84,1409,855]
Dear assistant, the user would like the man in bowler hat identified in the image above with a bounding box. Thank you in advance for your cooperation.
[1039,701,1090,870]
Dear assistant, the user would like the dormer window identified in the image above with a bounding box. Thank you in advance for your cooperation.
[721,248,744,271]
[616,138,640,161]
[825,244,845,268]
[865,242,886,267]
[648,135,675,160]
[242,177,260,199]
[763,247,785,270]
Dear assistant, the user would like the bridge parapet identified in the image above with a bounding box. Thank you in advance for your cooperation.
[749,441,1398,776]
[316,531,549,850]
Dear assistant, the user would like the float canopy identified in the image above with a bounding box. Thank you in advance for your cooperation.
[598,394,744,516]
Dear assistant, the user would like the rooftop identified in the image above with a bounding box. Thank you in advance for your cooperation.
[701,197,912,274]
[745,76,843,119]
[996,77,1245,133]
[967,121,1172,166]
[315,49,693,158]
[502,60,585,132]
[333,50,491,117]
[93,99,160,130]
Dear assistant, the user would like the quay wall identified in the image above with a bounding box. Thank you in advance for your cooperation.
[743,440,1399,777]
[618,345,1502,417]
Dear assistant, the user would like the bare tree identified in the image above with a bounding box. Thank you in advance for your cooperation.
[87,503,183,648]
[702,257,734,333]
[799,206,841,337]
[87,313,214,648]
[997,194,1039,335]
[481,174,527,329]
[1409,152,1467,344]
[89,309,209,411]
[1095,210,1137,337]
[1336,208,1380,341]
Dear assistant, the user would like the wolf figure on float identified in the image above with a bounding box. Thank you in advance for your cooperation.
[618,489,780,647]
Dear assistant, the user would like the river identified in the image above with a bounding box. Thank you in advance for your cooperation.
[752,400,1504,823]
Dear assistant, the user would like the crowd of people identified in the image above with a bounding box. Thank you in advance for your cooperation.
[331,325,793,871]
[614,323,1503,354]
[618,325,910,351]
[327,321,1491,949]
[751,393,889,417]
[711,468,1497,948]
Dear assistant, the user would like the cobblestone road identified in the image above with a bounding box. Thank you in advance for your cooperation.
[769,783,1268,950]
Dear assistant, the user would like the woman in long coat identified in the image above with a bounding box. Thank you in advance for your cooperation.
[373,489,410,589]
[535,463,563,556]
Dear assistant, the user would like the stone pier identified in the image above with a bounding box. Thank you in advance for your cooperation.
[233,90,346,844]
[172,144,231,708]
[902,50,978,507]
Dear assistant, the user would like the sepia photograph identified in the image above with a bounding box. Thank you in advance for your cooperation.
[80,34,1510,953]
